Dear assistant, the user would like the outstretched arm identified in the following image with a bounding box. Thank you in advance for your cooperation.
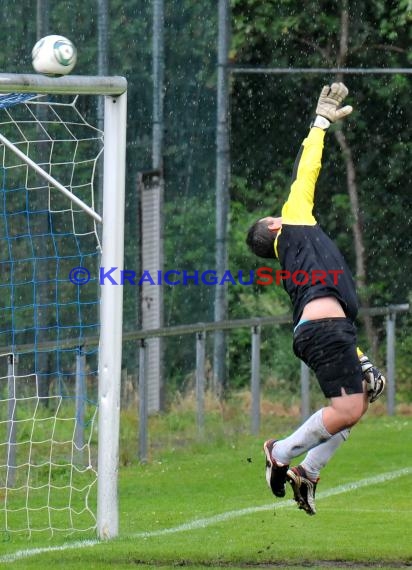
[281,83,353,225]
[281,128,325,225]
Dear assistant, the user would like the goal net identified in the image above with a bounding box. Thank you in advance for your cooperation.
[0,75,127,539]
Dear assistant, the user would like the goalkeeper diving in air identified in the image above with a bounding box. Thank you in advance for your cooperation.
[246,83,386,515]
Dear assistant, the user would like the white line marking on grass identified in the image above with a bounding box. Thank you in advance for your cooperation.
[0,540,99,564]
[130,466,412,538]
[1,466,411,564]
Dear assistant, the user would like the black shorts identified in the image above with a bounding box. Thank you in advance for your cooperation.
[292,317,363,398]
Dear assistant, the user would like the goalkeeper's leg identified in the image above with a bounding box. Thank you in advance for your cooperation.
[287,429,350,515]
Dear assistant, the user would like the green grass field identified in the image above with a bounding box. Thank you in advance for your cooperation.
[0,414,411,569]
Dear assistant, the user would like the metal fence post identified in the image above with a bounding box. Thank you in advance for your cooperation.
[300,361,310,421]
[196,331,206,437]
[213,0,231,398]
[251,325,261,435]
[386,311,396,416]
[138,339,148,462]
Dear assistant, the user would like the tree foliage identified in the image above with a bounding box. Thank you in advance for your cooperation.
[230,0,412,305]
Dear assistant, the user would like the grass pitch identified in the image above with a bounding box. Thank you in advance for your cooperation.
[0,415,411,569]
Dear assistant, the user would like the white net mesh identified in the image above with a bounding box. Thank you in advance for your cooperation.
[0,94,102,536]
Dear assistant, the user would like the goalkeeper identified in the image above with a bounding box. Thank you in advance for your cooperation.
[246,83,385,516]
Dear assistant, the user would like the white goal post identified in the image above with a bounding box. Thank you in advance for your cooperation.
[0,73,127,540]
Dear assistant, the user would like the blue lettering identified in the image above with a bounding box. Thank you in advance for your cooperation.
[121,270,136,285]
[138,270,155,286]
[100,266,118,285]
[238,270,254,285]
[164,270,180,285]
[219,270,237,285]
[182,270,199,285]
[201,270,218,285]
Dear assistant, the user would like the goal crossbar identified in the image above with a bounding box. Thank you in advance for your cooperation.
[0,73,127,95]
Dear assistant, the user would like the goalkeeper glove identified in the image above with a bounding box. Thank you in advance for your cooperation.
[313,82,353,129]
[360,355,386,403]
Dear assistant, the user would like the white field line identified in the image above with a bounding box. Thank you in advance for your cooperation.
[130,466,412,538]
[1,466,411,564]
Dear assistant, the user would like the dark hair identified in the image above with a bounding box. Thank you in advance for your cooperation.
[246,220,277,259]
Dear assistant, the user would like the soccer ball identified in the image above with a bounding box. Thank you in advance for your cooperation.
[32,35,77,76]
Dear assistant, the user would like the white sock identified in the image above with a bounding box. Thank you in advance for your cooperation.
[272,409,331,465]
[301,428,350,481]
